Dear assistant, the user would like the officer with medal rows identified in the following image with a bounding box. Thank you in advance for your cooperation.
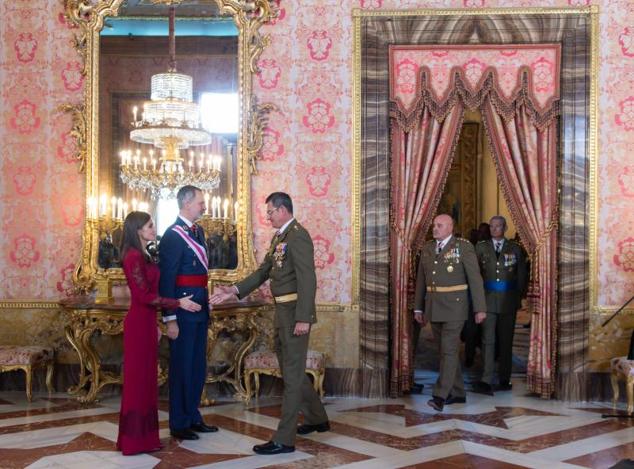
[210,192,329,455]
[414,214,487,412]
[473,215,528,394]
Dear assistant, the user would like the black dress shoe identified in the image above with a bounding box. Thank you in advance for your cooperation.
[496,381,513,391]
[427,396,445,412]
[170,428,199,440]
[190,422,219,433]
[411,383,424,394]
[445,395,467,405]
[297,421,330,435]
[472,381,494,396]
[253,441,295,455]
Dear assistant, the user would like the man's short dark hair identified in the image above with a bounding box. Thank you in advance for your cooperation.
[177,185,202,209]
[265,192,293,214]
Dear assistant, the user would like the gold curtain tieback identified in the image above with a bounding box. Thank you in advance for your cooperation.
[426,284,468,293]
[274,293,298,303]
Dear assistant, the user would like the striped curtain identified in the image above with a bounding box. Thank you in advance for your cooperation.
[389,104,464,395]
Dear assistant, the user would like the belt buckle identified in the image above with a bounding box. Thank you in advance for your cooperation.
[430,285,437,292]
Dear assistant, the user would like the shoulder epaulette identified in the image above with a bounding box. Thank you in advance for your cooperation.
[476,239,487,244]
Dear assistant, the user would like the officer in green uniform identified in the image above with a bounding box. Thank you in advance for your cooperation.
[210,192,328,455]
[474,215,527,394]
[414,214,487,412]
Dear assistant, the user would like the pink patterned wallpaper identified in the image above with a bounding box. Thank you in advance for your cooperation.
[0,1,83,299]
[0,0,631,309]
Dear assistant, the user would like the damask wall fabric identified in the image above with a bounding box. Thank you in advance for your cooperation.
[0,1,632,389]
[0,1,84,299]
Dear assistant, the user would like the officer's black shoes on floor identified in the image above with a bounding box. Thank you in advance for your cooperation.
[427,396,445,412]
[190,422,219,433]
[472,381,494,396]
[496,381,513,391]
[445,394,467,405]
[253,441,295,455]
[170,428,199,440]
[297,421,331,435]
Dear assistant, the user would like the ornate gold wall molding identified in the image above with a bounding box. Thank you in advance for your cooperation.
[0,302,60,310]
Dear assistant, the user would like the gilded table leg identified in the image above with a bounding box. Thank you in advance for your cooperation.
[65,324,89,395]
[611,371,620,408]
[200,323,220,407]
[45,361,55,393]
[77,327,100,403]
[318,370,325,398]
[244,370,253,404]
[24,365,33,402]
[626,375,634,415]
[231,316,259,401]
[254,371,260,398]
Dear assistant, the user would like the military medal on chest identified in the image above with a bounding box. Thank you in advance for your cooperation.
[273,242,287,268]
[444,245,461,273]
[503,252,517,269]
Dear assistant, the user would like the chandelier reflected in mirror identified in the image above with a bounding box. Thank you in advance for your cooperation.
[119,2,221,198]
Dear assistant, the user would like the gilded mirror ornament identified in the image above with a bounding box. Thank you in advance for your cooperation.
[63,0,277,302]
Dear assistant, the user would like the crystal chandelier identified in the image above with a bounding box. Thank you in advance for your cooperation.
[120,2,220,198]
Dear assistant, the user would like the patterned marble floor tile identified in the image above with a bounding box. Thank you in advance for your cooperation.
[1,383,634,468]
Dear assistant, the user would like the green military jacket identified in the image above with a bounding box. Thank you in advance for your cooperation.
[475,238,527,314]
[235,219,317,328]
[414,236,486,322]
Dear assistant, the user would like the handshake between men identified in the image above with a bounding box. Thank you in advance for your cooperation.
[209,285,238,305]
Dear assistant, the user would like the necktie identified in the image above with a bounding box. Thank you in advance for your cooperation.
[190,224,198,235]
[495,241,502,254]
[436,242,442,254]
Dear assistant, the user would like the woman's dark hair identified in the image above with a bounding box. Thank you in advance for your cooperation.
[120,211,152,261]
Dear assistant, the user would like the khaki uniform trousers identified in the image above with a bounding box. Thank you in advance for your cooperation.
[273,324,328,446]
[480,310,517,385]
[431,320,466,399]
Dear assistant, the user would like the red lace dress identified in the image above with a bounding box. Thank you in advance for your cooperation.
[117,248,179,456]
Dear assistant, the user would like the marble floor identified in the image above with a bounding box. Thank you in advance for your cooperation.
[1,379,634,469]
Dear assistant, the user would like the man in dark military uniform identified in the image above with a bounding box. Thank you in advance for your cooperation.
[474,216,528,394]
[210,192,328,455]
[414,214,487,412]
[159,185,218,440]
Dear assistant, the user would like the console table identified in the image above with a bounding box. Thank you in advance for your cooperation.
[60,298,265,404]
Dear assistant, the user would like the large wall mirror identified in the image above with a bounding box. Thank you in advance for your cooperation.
[64,0,276,302]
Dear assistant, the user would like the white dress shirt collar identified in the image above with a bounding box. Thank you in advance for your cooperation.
[436,234,453,251]
[277,217,295,235]
[178,215,194,227]
[493,238,505,249]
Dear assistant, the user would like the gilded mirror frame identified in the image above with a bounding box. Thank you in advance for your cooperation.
[63,0,276,301]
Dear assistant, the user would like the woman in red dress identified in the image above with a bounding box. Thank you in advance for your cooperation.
[117,211,201,456]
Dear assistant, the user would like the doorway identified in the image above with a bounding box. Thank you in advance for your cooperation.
[414,109,531,390]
